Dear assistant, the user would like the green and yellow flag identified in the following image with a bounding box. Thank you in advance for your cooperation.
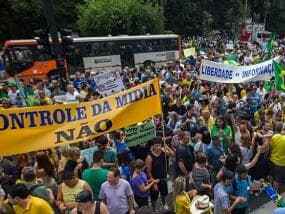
[267,33,276,59]
[273,61,285,92]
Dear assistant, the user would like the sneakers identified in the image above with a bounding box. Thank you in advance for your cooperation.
[163,203,169,211]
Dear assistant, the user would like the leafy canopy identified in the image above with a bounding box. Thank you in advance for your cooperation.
[76,0,164,36]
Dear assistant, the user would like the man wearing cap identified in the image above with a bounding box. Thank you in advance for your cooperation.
[270,123,285,191]
[72,190,108,214]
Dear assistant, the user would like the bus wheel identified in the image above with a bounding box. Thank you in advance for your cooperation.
[143,60,153,68]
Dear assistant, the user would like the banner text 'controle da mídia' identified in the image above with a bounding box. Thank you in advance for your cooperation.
[0,79,162,156]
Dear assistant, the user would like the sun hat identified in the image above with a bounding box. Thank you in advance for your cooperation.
[190,195,214,214]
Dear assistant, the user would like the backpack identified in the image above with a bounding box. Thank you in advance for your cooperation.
[28,184,61,214]
[28,184,42,194]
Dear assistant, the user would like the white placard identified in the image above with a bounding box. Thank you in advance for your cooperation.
[94,70,125,96]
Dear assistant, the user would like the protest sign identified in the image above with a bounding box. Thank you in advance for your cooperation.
[200,57,278,83]
[0,78,162,156]
[125,120,156,147]
[183,48,196,57]
[94,70,125,96]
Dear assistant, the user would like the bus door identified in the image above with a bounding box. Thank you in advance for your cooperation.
[120,42,135,68]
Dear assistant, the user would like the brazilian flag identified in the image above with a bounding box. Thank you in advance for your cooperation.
[15,79,40,106]
[273,61,285,92]
[267,33,276,59]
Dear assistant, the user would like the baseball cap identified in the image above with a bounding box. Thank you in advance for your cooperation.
[75,190,93,203]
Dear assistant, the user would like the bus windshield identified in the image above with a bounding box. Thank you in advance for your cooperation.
[3,45,35,76]
[3,40,57,81]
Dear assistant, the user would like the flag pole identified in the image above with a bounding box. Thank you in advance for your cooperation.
[156,78,169,176]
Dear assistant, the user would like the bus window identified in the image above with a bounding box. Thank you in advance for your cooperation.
[91,42,100,56]
[4,46,34,76]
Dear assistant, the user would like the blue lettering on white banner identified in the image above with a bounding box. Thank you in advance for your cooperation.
[200,58,278,83]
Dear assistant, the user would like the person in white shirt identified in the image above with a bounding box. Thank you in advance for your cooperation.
[243,51,253,65]
[65,84,81,101]
[8,84,20,105]
[256,83,266,102]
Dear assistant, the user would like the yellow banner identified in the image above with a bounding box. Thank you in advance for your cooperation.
[0,79,162,156]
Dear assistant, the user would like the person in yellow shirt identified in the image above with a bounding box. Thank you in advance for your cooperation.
[38,90,53,105]
[8,183,53,214]
[200,109,215,131]
[173,176,197,214]
[240,88,246,99]
[57,169,92,213]
[270,123,285,191]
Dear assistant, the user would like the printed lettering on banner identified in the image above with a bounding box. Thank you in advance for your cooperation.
[94,70,125,97]
[125,120,156,147]
[0,79,162,156]
[199,57,279,83]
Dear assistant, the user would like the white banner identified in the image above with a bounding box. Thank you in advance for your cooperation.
[200,58,278,83]
[94,70,125,96]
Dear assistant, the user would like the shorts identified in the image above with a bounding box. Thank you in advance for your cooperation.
[150,178,168,201]
[134,195,149,208]
[269,162,285,184]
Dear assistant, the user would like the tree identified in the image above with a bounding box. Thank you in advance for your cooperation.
[0,0,83,43]
[164,0,202,35]
[76,0,164,36]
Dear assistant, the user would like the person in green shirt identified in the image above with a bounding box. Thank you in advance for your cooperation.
[82,151,109,200]
[94,135,117,169]
[211,115,232,152]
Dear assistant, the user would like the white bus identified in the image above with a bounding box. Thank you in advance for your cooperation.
[67,34,182,74]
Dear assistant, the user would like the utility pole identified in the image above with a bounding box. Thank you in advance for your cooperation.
[41,0,66,81]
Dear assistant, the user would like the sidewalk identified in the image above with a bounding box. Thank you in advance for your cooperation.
[250,192,285,214]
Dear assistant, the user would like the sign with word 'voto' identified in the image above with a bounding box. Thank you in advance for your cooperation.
[0,79,162,156]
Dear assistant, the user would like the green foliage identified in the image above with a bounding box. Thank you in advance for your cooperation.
[164,0,201,35]
[76,0,164,36]
[0,0,83,42]
[0,0,281,43]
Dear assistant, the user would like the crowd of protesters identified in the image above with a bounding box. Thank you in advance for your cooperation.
[0,34,285,214]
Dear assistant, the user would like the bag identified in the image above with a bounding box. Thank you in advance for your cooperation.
[28,184,42,194]
[28,184,61,214]
[95,201,101,214]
